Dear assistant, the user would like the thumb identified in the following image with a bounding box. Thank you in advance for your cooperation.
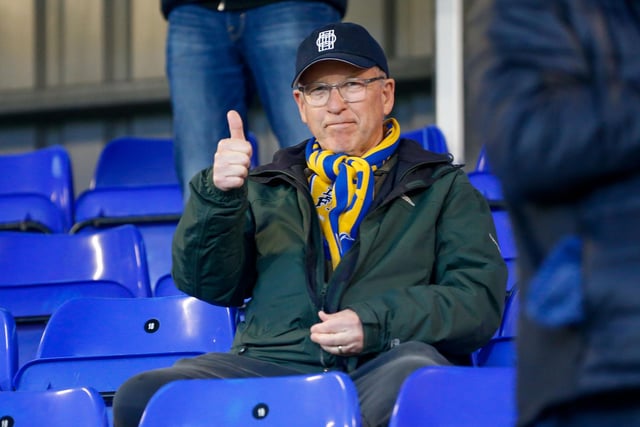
[227,110,246,141]
[318,311,331,322]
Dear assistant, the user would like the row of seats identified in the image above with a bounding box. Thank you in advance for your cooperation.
[1,293,517,426]
[0,129,518,426]
[0,126,447,234]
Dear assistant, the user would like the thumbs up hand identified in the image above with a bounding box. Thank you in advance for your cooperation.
[213,110,254,191]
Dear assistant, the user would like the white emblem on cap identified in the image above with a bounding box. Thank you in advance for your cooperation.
[316,30,336,52]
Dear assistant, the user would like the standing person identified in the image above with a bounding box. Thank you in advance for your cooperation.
[114,22,507,427]
[161,0,346,198]
[467,1,640,426]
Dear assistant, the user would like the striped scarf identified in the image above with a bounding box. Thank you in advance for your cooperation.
[306,118,401,269]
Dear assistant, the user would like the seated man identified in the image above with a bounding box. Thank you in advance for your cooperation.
[113,22,507,427]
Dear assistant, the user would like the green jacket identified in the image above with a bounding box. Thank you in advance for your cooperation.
[172,138,507,373]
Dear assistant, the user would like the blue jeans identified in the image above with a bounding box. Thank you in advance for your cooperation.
[166,2,341,197]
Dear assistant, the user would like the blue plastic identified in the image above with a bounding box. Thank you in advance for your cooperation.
[0,225,151,367]
[73,189,180,292]
[14,295,235,400]
[74,185,183,221]
[93,133,260,189]
[389,366,516,427]
[473,336,517,367]
[500,285,519,338]
[474,145,492,172]
[92,137,178,188]
[0,308,17,391]
[154,273,186,297]
[468,171,504,202]
[0,145,74,233]
[400,125,449,154]
[139,372,361,427]
[0,387,109,426]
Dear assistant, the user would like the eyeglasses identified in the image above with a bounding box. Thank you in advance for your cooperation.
[297,76,386,107]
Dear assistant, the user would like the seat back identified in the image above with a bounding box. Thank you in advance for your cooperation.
[93,133,260,188]
[14,296,235,401]
[0,225,151,366]
[0,145,74,232]
[500,285,519,338]
[72,190,180,291]
[400,125,449,154]
[93,137,178,188]
[154,273,186,297]
[139,372,361,427]
[0,387,108,427]
[472,336,516,367]
[0,308,17,391]
[389,366,516,427]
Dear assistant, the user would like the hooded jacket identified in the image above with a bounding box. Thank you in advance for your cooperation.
[172,138,507,373]
[467,1,640,425]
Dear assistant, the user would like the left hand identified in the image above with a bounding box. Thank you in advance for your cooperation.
[310,309,364,356]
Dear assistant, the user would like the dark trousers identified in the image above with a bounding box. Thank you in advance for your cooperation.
[112,341,451,427]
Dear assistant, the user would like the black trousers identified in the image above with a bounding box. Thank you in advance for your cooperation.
[112,341,451,427]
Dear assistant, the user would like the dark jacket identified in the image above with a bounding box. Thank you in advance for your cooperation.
[467,1,640,425]
[172,138,507,373]
[161,0,347,19]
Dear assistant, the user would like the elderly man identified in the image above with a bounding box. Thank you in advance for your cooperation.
[113,22,506,427]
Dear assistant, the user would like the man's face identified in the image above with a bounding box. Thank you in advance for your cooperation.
[293,61,395,157]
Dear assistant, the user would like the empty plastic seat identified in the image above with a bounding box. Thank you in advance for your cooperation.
[91,136,178,188]
[153,273,186,297]
[0,387,108,426]
[0,145,74,233]
[0,308,17,391]
[473,285,519,367]
[473,336,516,367]
[400,125,449,153]
[72,136,184,292]
[389,366,516,427]
[139,372,361,427]
[0,225,151,367]
[14,295,235,405]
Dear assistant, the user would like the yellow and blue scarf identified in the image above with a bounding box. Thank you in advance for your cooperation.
[306,118,401,269]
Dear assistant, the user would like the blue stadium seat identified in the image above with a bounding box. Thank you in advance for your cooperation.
[139,372,361,427]
[473,286,519,367]
[389,366,516,427]
[0,387,108,427]
[247,131,260,168]
[72,136,184,293]
[154,273,186,297]
[400,125,449,153]
[500,285,519,338]
[0,145,74,233]
[0,225,151,368]
[14,295,235,410]
[472,336,516,367]
[0,308,17,391]
[92,136,178,188]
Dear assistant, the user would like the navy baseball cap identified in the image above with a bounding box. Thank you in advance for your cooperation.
[292,22,389,87]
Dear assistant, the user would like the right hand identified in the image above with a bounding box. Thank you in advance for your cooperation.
[212,110,253,191]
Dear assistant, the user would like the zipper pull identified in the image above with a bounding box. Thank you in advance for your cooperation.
[217,0,225,11]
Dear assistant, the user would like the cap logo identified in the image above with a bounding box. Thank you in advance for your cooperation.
[316,30,336,52]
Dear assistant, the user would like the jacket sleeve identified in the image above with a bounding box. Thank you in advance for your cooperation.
[466,0,640,202]
[347,172,507,356]
[171,168,256,306]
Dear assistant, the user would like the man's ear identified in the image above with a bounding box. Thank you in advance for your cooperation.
[381,78,395,116]
[293,90,309,124]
